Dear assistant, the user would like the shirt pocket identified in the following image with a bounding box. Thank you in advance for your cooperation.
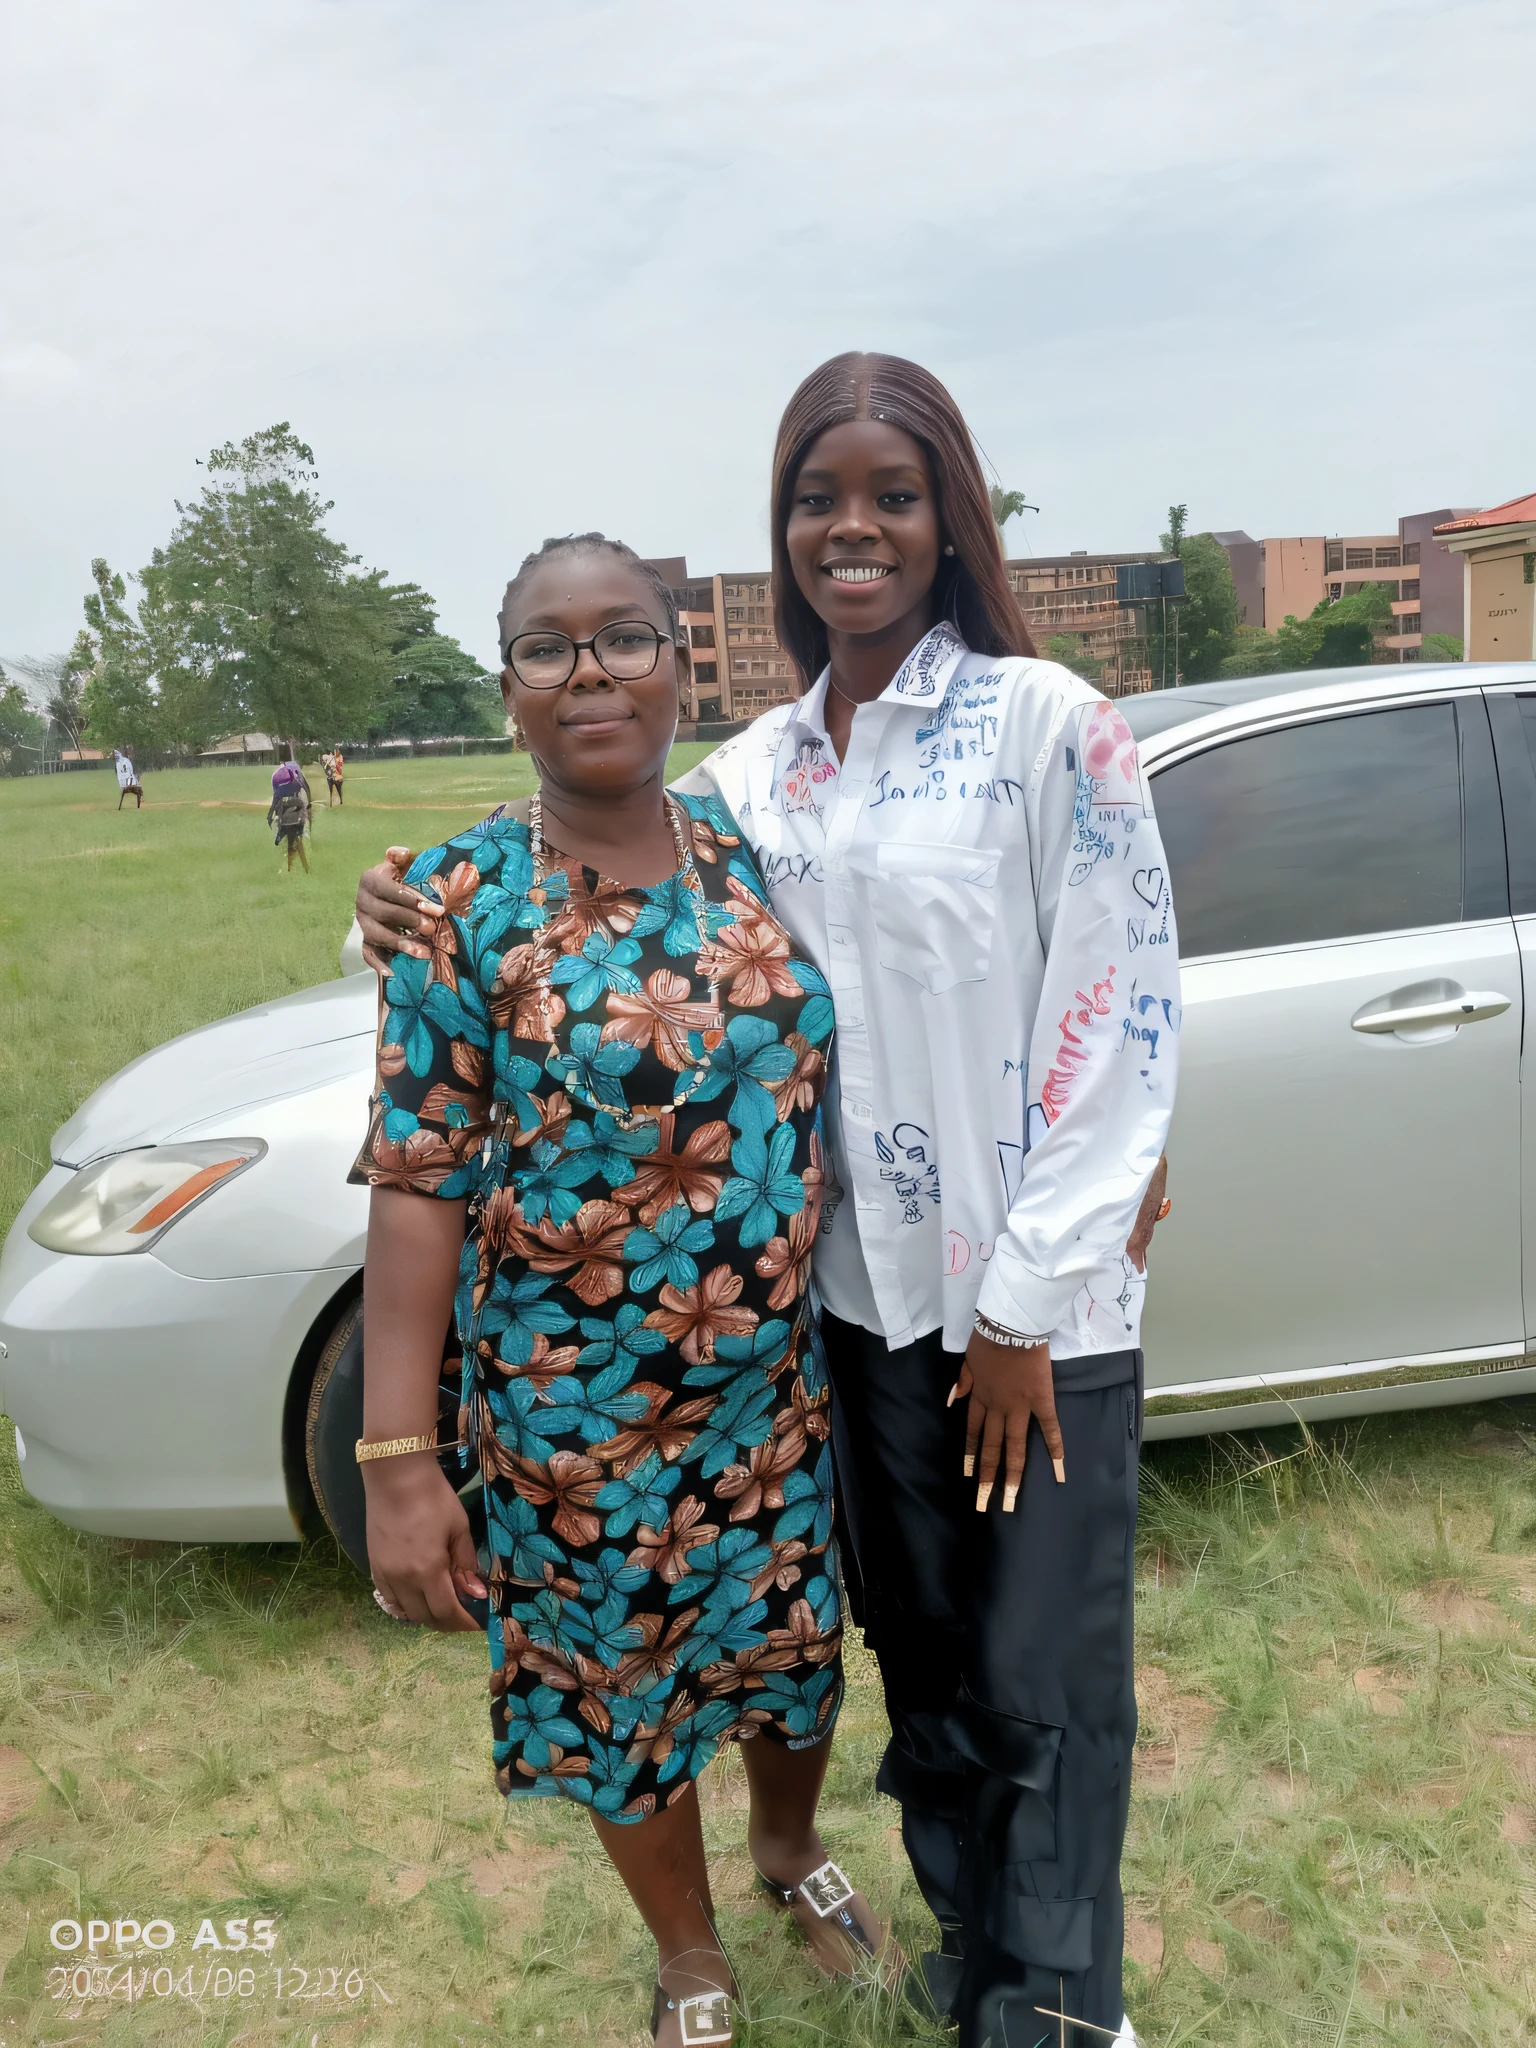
[871,840,1001,995]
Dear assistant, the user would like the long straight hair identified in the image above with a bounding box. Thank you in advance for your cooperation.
[769,352,1036,687]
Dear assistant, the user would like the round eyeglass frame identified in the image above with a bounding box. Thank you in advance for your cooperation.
[505,619,673,690]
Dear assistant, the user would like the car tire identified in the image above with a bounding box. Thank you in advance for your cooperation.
[304,1300,486,1588]
[305,1299,371,1577]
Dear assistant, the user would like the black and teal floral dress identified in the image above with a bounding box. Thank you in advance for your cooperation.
[351,794,842,1822]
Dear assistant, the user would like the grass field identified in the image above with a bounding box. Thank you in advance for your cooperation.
[1,757,1534,2045]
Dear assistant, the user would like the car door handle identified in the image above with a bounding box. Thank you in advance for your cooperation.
[1351,990,1511,1034]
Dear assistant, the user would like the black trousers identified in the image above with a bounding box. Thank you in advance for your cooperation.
[822,1312,1141,2048]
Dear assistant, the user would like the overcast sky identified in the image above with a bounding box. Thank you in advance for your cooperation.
[3,0,1533,670]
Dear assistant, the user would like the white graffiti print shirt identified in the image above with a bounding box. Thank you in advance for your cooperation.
[674,624,1179,1357]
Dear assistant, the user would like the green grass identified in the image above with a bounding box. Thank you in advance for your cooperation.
[0,747,715,1236]
[2,760,1535,2043]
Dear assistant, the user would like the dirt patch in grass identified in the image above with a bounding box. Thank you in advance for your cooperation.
[1124,1914,1164,1970]
[1134,1664,1217,1786]
[0,1747,39,1826]
[1182,1936,1226,1979]
[1409,1579,1506,1632]
[1352,1662,1414,1715]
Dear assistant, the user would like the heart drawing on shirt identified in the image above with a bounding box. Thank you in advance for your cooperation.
[1133,867,1164,907]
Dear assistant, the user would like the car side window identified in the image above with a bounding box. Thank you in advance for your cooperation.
[1153,703,1464,959]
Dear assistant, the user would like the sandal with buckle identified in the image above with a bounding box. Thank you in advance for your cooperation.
[756,1858,905,1986]
[650,1981,734,2045]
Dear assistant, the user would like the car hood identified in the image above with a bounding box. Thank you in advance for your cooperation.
[52,974,378,1167]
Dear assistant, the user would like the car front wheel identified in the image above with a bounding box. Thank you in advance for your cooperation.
[304,1300,478,1580]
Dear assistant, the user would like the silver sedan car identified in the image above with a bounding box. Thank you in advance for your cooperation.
[3,659,1535,1550]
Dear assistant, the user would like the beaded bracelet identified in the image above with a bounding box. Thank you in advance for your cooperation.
[972,1312,1051,1350]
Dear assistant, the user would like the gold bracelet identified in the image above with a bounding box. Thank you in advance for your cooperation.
[355,1431,439,1463]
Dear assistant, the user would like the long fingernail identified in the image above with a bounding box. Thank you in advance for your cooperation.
[946,1382,959,1407]
[1003,1484,1018,1513]
[976,1483,993,1513]
[1052,1457,1066,1485]
[963,1454,975,1478]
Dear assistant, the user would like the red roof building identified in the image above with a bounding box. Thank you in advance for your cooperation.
[1434,495,1536,662]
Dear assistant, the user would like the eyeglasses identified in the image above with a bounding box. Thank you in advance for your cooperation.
[505,620,673,690]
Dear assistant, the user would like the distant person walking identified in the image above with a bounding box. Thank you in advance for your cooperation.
[113,747,143,810]
[323,746,345,806]
[268,748,311,872]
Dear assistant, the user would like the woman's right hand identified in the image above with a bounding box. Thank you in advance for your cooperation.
[357,847,440,969]
[362,1456,485,1632]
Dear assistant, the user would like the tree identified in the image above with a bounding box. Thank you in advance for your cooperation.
[1421,633,1464,661]
[1217,627,1285,679]
[1275,582,1395,669]
[78,559,161,752]
[140,423,402,747]
[989,484,1037,551]
[0,679,46,776]
[1042,633,1106,685]
[3,651,82,756]
[1220,585,1397,677]
[374,608,503,739]
[1146,510,1239,684]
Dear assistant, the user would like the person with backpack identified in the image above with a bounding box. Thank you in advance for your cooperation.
[268,749,312,872]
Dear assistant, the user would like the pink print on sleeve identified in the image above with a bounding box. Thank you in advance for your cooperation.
[1039,968,1117,1125]
[1082,703,1143,810]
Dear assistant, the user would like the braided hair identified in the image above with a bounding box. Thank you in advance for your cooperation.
[498,533,678,663]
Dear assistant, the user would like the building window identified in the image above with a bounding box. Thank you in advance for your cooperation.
[1374,547,1401,568]
[1398,612,1422,636]
[1326,543,1344,572]
[1329,583,1343,602]
[1402,542,1420,565]
[725,606,744,623]
[1400,580,1420,602]
[691,623,715,648]
[693,661,717,685]
[1345,547,1374,570]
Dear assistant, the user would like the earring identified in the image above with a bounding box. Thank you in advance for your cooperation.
[943,544,956,556]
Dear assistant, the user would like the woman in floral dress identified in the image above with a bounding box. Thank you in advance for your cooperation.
[352,535,890,2047]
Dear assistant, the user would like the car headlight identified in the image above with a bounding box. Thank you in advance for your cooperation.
[28,1141,266,1255]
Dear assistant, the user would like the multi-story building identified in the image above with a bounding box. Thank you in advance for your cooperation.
[644,557,724,722]
[1227,510,1478,660]
[1210,531,1264,629]
[714,572,798,719]
[1004,552,1165,695]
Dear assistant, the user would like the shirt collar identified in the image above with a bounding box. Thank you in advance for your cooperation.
[798,622,971,729]
[786,672,832,741]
